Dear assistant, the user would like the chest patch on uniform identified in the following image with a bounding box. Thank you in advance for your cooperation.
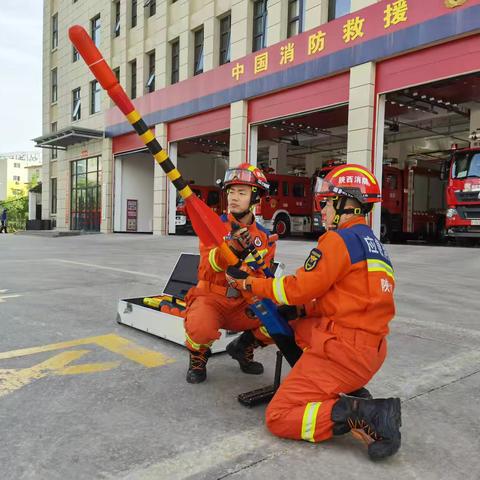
[253,236,262,247]
[304,248,322,271]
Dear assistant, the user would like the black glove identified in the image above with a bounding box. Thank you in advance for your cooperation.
[226,266,249,279]
[225,266,251,291]
[277,305,300,322]
[227,225,252,260]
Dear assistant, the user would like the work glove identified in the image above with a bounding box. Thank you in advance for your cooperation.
[277,305,306,322]
[225,266,253,291]
[227,226,252,260]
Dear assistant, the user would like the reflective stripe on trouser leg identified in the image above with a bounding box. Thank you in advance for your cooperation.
[185,333,213,352]
[301,402,322,442]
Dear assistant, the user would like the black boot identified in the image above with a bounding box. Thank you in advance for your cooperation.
[226,331,264,374]
[332,387,373,435]
[331,395,402,460]
[186,348,211,384]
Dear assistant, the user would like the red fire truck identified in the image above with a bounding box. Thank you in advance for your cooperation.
[176,185,222,233]
[442,146,480,245]
[311,163,445,243]
[175,175,315,238]
[255,173,314,237]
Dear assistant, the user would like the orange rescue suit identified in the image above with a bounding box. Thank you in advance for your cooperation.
[248,216,395,442]
[184,213,276,352]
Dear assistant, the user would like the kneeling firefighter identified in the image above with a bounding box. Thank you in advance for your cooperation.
[184,163,276,384]
[226,164,402,460]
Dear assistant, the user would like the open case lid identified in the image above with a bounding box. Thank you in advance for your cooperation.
[163,253,200,300]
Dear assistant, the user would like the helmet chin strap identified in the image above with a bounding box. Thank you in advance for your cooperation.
[332,196,363,228]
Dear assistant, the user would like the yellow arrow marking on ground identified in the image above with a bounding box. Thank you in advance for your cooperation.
[0,334,175,399]
[0,333,174,368]
[0,349,120,398]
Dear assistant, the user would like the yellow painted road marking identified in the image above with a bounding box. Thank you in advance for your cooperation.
[0,333,174,368]
[0,349,120,398]
[0,334,175,399]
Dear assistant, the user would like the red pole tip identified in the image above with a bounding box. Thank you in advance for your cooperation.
[68,25,100,65]
[68,24,118,91]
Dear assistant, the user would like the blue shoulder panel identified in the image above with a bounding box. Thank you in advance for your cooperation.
[336,228,367,265]
[349,224,393,267]
[255,221,271,237]
[220,213,228,223]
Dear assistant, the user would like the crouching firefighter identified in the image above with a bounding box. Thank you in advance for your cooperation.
[184,163,276,384]
[226,164,402,460]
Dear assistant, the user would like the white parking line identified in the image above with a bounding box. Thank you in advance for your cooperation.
[47,258,163,279]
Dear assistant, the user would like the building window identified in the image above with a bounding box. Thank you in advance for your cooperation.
[52,13,58,49]
[194,27,204,76]
[51,68,58,103]
[13,175,21,182]
[114,1,121,37]
[113,67,120,81]
[51,178,57,214]
[131,0,137,28]
[90,80,101,114]
[130,60,137,99]
[71,157,101,232]
[328,0,351,21]
[171,39,179,84]
[91,15,101,47]
[252,0,268,52]
[51,122,58,159]
[219,14,231,65]
[73,46,79,62]
[13,163,21,168]
[72,87,81,121]
[287,0,304,37]
[146,50,155,93]
[146,0,156,17]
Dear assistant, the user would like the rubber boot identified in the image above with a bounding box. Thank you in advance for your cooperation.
[186,348,211,384]
[332,387,373,435]
[331,395,402,460]
[226,331,264,374]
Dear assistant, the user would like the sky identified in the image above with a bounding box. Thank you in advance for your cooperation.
[0,1,43,154]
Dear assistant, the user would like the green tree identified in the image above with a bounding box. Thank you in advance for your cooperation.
[0,195,28,232]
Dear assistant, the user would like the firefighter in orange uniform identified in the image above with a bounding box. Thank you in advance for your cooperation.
[226,164,402,460]
[184,163,275,384]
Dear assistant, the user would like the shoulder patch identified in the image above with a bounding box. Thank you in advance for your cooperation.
[255,221,271,237]
[220,213,228,223]
[304,248,322,271]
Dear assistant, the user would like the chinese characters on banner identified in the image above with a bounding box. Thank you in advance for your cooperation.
[232,0,409,81]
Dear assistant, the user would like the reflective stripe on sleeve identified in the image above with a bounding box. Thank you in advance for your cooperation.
[208,248,223,272]
[272,276,289,305]
[367,259,395,280]
[301,401,322,442]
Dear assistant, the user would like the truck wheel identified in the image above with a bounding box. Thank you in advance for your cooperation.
[273,215,291,238]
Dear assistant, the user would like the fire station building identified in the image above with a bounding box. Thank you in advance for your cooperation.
[35,0,480,238]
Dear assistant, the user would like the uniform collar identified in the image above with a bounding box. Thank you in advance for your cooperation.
[227,212,254,227]
[338,215,367,230]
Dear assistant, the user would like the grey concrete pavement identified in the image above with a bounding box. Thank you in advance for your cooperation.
[0,233,479,479]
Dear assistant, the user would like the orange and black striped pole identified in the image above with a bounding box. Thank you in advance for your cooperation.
[69,25,237,264]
